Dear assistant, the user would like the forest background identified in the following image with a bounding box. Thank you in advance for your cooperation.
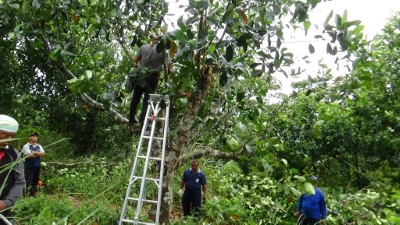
[0,0,399,224]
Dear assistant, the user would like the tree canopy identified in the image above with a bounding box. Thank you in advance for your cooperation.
[1,0,399,224]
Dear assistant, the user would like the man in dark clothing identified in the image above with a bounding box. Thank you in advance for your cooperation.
[0,115,25,225]
[294,176,327,225]
[179,160,207,217]
[129,34,171,126]
[22,132,45,197]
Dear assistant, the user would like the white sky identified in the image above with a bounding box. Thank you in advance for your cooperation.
[166,0,400,94]
[279,0,400,94]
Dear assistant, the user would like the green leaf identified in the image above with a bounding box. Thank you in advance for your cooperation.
[219,71,228,87]
[236,92,245,102]
[60,50,76,57]
[342,10,348,25]
[308,44,315,54]
[208,44,216,53]
[335,15,342,28]
[222,9,234,23]
[303,20,311,32]
[8,3,20,9]
[304,182,315,195]
[86,24,96,37]
[177,16,186,29]
[294,175,306,182]
[326,43,333,54]
[323,10,333,28]
[352,25,365,34]
[237,35,247,47]
[22,0,29,11]
[49,49,59,60]
[313,120,324,128]
[90,17,99,25]
[224,45,234,62]
[281,159,287,165]
[85,70,92,79]
[79,0,88,6]
[175,30,186,42]
[188,39,198,46]
[290,187,302,197]
[67,77,78,84]
[245,144,255,153]
[186,29,194,39]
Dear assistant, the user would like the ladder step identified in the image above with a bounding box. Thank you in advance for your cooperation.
[142,136,163,141]
[138,156,163,161]
[147,117,166,121]
[121,219,156,225]
[131,177,160,182]
[127,197,158,204]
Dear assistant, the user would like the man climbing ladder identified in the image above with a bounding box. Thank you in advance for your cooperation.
[128,33,172,127]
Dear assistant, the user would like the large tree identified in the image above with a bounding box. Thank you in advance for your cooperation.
[1,0,360,222]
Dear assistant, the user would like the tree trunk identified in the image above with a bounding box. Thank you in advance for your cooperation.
[159,68,214,223]
[159,101,202,223]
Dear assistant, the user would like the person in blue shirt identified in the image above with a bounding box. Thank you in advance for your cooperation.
[179,159,207,217]
[294,176,327,225]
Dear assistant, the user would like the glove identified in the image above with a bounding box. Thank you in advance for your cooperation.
[178,189,184,197]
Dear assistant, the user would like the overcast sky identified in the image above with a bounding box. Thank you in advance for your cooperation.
[165,0,400,94]
[280,0,400,93]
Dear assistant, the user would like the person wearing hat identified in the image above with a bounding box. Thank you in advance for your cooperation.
[0,115,25,224]
[294,176,327,225]
[22,132,45,197]
[128,33,172,127]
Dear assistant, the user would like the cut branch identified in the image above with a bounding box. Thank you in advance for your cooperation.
[46,161,118,167]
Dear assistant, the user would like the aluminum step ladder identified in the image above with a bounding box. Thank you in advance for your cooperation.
[119,94,170,225]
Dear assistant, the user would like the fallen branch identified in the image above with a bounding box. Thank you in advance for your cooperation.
[45,161,118,167]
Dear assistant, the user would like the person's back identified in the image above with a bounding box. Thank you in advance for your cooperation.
[136,43,164,72]
[294,176,327,225]
[129,38,168,126]
[300,188,326,219]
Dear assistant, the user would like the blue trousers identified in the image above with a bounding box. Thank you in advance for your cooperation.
[182,191,201,217]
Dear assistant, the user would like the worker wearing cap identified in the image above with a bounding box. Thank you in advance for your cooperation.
[129,33,172,127]
[22,132,45,197]
[294,176,327,225]
[0,115,25,224]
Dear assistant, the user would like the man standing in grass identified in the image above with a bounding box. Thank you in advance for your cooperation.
[179,159,207,217]
[22,132,45,197]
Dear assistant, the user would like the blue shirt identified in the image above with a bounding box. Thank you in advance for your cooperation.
[182,168,207,193]
[297,188,327,219]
